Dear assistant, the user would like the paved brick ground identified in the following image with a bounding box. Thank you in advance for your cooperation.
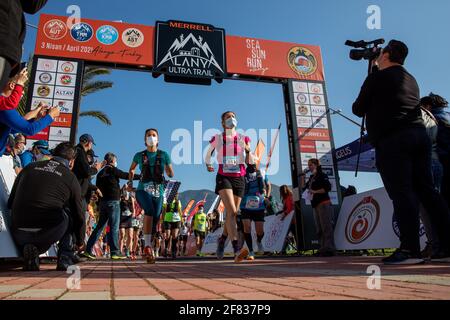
[0,256,449,300]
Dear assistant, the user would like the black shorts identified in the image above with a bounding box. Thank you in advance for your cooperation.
[120,215,133,229]
[194,230,206,239]
[163,221,181,231]
[241,209,266,222]
[179,234,188,242]
[215,174,245,198]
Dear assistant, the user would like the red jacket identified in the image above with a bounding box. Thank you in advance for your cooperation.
[0,85,23,111]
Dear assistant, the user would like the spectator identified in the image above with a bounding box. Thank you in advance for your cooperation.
[0,0,48,90]
[421,93,450,209]
[0,69,28,111]
[3,133,26,174]
[72,134,104,234]
[352,40,450,264]
[8,142,85,271]
[83,152,140,260]
[279,185,297,255]
[20,140,52,167]
[301,159,336,257]
[0,84,56,156]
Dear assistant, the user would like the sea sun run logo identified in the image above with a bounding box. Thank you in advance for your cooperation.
[288,46,318,77]
[157,33,224,77]
[345,196,380,244]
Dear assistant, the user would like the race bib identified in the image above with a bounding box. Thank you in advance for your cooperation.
[172,211,181,222]
[223,156,240,174]
[122,209,132,217]
[144,182,161,197]
[245,196,262,210]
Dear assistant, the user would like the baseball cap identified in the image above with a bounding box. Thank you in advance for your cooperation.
[79,134,96,145]
[33,140,51,155]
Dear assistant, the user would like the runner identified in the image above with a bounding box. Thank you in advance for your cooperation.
[128,128,174,263]
[179,215,189,256]
[192,204,207,256]
[119,186,135,258]
[205,111,251,262]
[130,195,141,260]
[162,193,182,259]
[240,155,267,260]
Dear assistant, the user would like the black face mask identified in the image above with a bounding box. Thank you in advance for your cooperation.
[247,165,256,174]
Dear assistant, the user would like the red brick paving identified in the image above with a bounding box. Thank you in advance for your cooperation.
[0,256,449,300]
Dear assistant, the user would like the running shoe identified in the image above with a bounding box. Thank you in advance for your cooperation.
[111,254,127,260]
[257,241,264,255]
[216,237,226,260]
[56,255,73,271]
[172,251,177,259]
[382,249,424,265]
[144,246,155,264]
[23,244,40,271]
[81,251,97,260]
[430,251,450,263]
[246,252,255,261]
[235,248,249,263]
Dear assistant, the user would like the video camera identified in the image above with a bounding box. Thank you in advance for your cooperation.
[345,39,385,61]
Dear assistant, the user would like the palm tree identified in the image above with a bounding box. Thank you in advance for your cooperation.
[79,66,113,125]
[17,61,113,126]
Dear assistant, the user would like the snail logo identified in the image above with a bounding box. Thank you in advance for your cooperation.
[345,196,380,244]
[288,47,318,77]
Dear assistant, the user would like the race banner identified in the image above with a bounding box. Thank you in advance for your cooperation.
[182,199,195,217]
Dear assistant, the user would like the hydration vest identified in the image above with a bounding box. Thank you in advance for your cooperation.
[140,150,164,184]
[244,169,265,196]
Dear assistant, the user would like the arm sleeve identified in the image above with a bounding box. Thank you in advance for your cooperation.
[284,196,294,214]
[0,85,23,111]
[114,167,140,180]
[69,176,86,246]
[352,74,376,118]
[21,0,48,14]
[1,110,53,136]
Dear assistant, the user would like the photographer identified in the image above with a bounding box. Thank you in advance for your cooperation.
[0,0,48,90]
[352,40,450,264]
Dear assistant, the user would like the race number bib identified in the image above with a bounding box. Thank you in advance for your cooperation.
[144,182,161,197]
[172,211,181,222]
[223,156,240,174]
[122,209,132,217]
[245,196,262,210]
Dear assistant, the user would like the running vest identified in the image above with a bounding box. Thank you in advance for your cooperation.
[193,212,207,232]
[164,200,182,223]
[222,133,242,174]
[140,150,164,184]
[242,170,266,211]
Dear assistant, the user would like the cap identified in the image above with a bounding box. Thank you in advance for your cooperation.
[79,134,96,145]
[38,147,51,155]
[33,140,51,155]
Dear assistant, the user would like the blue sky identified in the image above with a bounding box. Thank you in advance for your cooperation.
[22,0,450,192]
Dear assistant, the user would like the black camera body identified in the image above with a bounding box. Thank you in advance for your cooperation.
[345,39,385,61]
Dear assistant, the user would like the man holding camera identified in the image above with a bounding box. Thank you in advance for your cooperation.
[352,40,450,265]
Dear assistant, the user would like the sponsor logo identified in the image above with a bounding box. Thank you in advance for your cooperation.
[43,19,68,40]
[38,59,57,72]
[345,197,380,244]
[298,128,330,141]
[59,74,73,86]
[122,28,145,48]
[96,25,119,45]
[311,105,327,117]
[71,23,94,42]
[310,83,323,94]
[292,81,309,93]
[246,39,269,74]
[296,93,308,104]
[36,85,51,97]
[54,87,75,99]
[297,116,313,128]
[55,100,73,113]
[60,62,75,73]
[39,72,53,84]
[315,141,332,153]
[53,114,72,127]
[300,141,317,153]
[288,46,318,77]
[31,98,52,110]
[312,95,324,105]
[296,105,310,116]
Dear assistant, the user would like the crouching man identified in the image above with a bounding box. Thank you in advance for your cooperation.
[8,142,85,271]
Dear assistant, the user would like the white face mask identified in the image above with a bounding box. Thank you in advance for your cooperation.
[225,117,237,129]
[146,136,158,147]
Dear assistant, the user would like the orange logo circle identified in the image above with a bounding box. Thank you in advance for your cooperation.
[288,47,318,77]
[43,19,68,40]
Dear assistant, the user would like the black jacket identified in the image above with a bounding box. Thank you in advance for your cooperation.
[96,166,140,201]
[352,65,424,145]
[0,0,48,67]
[303,171,332,208]
[72,145,98,198]
[8,158,85,246]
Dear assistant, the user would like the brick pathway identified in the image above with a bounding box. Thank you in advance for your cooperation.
[1,256,449,300]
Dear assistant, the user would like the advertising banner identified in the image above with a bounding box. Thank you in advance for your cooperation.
[334,187,427,250]
[25,56,84,147]
[35,14,154,67]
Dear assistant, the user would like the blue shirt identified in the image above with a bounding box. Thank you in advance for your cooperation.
[241,171,266,211]
[20,150,34,167]
[0,110,53,156]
